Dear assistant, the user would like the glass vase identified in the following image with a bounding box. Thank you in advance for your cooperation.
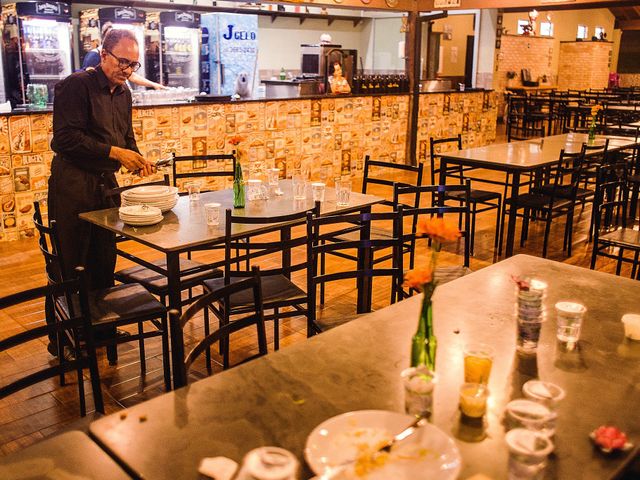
[233,161,245,209]
[411,290,437,371]
[588,123,596,145]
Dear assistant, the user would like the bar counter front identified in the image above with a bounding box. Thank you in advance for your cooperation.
[0,90,497,242]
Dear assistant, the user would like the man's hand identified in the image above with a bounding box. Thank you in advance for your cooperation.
[110,146,154,176]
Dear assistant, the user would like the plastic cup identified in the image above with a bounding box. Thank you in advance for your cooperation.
[335,177,351,206]
[464,343,494,384]
[401,366,436,419]
[555,302,586,345]
[459,383,489,418]
[505,429,554,480]
[522,380,565,411]
[506,399,556,437]
[291,171,306,200]
[622,314,640,341]
[204,202,221,226]
[311,182,326,202]
[187,182,201,202]
[247,179,264,201]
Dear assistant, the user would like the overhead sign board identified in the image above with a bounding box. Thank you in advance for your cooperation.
[434,0,461,8]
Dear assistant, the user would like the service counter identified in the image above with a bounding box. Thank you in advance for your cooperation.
[0,90,497,241]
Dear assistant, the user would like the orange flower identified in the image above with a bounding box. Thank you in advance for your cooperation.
[403,267,433,291]
[228,135,244,146]
[590,105,603,116]
[417,217,461,242]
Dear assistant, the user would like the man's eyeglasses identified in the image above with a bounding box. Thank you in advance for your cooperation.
[104,49,141,72]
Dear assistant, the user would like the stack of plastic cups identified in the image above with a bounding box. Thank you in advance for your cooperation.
[516,279,547,355]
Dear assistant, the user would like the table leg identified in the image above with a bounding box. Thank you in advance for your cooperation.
[506,171,521,257]
[357,206,372,314]
[166,252,182,314]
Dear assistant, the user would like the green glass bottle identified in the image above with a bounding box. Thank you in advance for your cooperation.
[233,161,245,208]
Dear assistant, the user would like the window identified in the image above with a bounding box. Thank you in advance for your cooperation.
[539,21,553,37]
[577,25,588,40]
[595,26,605,39]
[517,20,529,35]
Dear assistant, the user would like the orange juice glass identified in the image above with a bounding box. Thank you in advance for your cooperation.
[464,343,494,384]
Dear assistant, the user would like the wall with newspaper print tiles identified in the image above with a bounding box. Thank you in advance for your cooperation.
[0,91,496,242]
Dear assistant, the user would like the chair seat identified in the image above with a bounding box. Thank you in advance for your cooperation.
[203,275,306,308]
[448,189,501,202]
[115,258,222,296]
[57,283,166,327]
[505,192,572,210]
[599,228,640,249]
[532,184,594,200]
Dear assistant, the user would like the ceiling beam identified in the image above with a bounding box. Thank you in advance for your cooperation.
[617,18,640,29]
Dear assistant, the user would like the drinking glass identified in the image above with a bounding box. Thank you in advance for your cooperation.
[247,179,264,201]
[292,171,306,200]
[459,383,489,418]
[311,182,326,202]
[516,279,547,354]
[186,182,201,202]
[267,168,280,187]
[464,343,494,384]
[401,366,436,419]
[204,202,221,226]
[555,301,586,345]
[335,176,351,206]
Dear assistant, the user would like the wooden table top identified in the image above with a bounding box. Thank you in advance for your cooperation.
[89,255,640,480]
[441,133,638,171]
[80,180,383,253]
[0,431,131,479]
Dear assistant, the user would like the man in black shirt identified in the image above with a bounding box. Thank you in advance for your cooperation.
[47,29,153,358]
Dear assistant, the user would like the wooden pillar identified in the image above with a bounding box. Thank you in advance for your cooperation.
[405,12,420,166]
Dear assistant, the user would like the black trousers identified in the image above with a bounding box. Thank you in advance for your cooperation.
[46,157,120,343]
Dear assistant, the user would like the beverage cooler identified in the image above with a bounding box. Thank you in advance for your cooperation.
[1,1,73,107]
[147,11,200,90]
[201,13,258,96]
[79,7,147,89]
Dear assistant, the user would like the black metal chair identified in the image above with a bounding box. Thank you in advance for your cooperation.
[502,150,582,258]
[33,203,171,391]
[430,135,502,255]
[0,267,104,416]
[106,176,223,308]
[172,151,236,193]
[201,203,319,360]
[395,182,472,289]
[591,164,640,278]
[305,207,405,332]
[170,267,267,388]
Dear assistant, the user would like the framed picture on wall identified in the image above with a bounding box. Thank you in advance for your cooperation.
[496,27,502,38]
[495,39,501,49]
[497,15,503,26]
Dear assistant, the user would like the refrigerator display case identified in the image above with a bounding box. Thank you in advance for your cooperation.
[79,7,147,89]
[1,2,73,107]
[147,11,200,90]
[201,13,258,97]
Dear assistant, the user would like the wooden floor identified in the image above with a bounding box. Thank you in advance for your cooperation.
[1,126,638,456]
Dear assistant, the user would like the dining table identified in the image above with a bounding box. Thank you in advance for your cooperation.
[88,254,640,480]
[440,132,640,257]
[80,180,383,315]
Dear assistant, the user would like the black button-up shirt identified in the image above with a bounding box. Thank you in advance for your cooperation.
[51,66,140,173]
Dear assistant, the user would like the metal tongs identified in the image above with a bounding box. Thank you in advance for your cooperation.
[130,155,174,175]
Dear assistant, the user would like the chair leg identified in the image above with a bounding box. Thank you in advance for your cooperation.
[542,213,552,258]
[106,344,118,366]
[616,248,624,276]
[590,241,599,269]
[77,367,86,417]
[57,332,66,386]
[320,242,326,305]
[273,311,280,351]
[494,198,502,250]
[138,322,146,375]
[470,202,477,256]
[204,306,212,373]
[520,209,528,248]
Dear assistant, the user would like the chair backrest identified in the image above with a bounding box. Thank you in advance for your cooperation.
[508,124,545,143]
[361,156,424,204]
[101,174,170,200]
[33,201,66,284]
[222,202,321,281]
[0,267,103,415]
[172,151,236,193]
[395,181,471,268]
[169,266,266,389]
[306,207,404,318]
[552,149,586,198]
[593,163,629,239]
[429,135,462,185]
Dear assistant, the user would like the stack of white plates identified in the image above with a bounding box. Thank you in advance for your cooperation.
[119,205,163,226]
[121,185,179,213]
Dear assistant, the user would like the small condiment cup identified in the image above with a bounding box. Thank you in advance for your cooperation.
[459,383,489,418]
[506,428,554,480]
[522,380,565,411]
[506,399,556,437]
[204,202,221,226]
[622,314,640,341]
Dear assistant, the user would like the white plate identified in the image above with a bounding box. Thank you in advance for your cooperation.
[122,185,178,198]
[119,205,162,217]
[120,216,163,226]
[304,410,461,480]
